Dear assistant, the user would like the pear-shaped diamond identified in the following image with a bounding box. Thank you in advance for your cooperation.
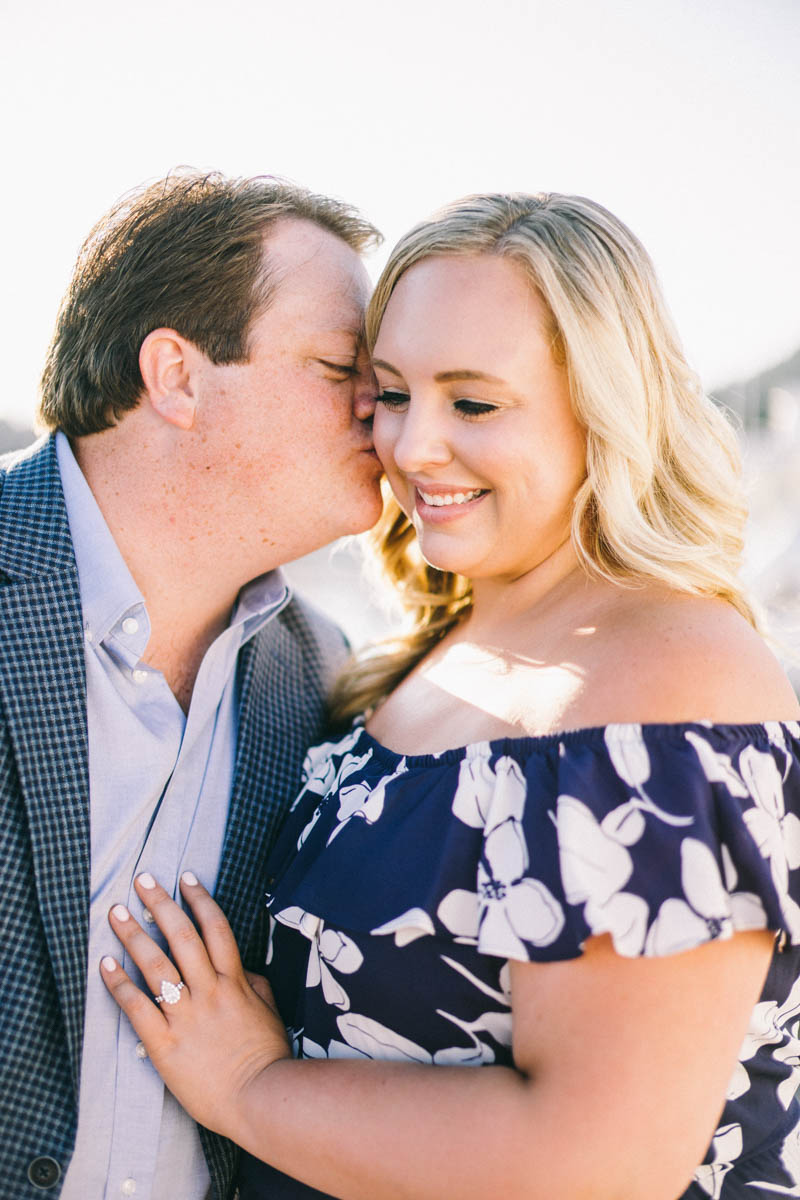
[160,979,182,1005]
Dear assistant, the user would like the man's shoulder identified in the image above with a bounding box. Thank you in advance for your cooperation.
[243,591,349,732]
[277,590,349,661]
[0,435,75,582]
[0,434,57,490]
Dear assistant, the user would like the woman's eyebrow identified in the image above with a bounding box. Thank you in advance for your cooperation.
[372,361,507,386]
[434,369,507,384]
[372,358,402,376]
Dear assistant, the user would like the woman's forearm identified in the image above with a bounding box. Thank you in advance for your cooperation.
[227,1056,683,1200]
[233,1057,545,1200]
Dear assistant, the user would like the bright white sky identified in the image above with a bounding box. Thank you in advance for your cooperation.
[1,0,798,430]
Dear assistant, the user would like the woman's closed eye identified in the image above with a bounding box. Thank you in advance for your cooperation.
[377,389,410,409]
[377,391,499,419]
[453,399,499,418]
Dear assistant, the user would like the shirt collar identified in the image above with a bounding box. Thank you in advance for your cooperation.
[234,568,291,629]
[57,432,146,646]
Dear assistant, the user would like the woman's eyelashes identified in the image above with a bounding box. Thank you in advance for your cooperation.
[376,389,410,409]
[453,399,499,418]
[377,390,499,419]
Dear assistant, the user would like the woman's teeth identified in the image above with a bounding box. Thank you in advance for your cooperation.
[418,488,483,507]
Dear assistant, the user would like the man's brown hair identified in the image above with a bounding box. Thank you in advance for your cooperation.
[39,170,381,437]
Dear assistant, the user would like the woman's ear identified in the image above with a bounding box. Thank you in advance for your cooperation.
[139,328,197,431]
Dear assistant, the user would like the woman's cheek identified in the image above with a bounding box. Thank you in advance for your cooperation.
[372,413,397,474]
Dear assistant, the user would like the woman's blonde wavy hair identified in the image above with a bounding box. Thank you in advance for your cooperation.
[330,192,756,724]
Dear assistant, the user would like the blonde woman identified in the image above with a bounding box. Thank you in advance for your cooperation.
[104,195,800,1200]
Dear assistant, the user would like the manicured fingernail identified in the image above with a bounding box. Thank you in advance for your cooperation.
[102,956,118,971]
[181,871,198,886]
[112,904,130,922]
[138,872,156,889]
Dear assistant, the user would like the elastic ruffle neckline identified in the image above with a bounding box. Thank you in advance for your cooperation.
[354,718,800,771]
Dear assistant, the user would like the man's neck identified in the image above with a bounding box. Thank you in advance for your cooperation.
[72,426,246,711]
[142,611,231,715]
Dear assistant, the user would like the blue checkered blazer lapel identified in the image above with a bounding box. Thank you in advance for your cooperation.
[217,604,325,963]
[0,436,89,1098]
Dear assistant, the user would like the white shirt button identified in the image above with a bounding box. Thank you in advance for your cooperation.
[142,908,155,924]
[85,626,94,643]
[132,669,148,685]
[122,617,139,635]
[135,1041,148,1060]
[121,1180,137,1196]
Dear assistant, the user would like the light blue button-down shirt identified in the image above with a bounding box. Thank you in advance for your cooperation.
[55,434,290,1200]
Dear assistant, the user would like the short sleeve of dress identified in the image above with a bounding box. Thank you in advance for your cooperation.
[267,721,800,968]
[439,721,800,963]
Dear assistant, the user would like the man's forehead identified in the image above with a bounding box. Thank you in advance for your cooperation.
[263,219,362,279]
[261,221,370,321]
[275,289,367,337]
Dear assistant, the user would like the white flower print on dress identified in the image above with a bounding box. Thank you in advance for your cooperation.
[739,745,800,940]
[766,722,796,782]
[684,730,749,798]
[309,926,364,1010]
[297,1032,373,1060]
[440,955,511,1008]
[556,794,649,956]
[784,1124,800,1188]
[724,1060,750,1102]
[336,1013,432,1062]
[645,838,767,956]
[326,755,408,846]
[437,888,479,944]
[371,908,436,947]
[297,1034,329,1059]
[297,725,368,800]
[440,754,564,958]
[693,1123,743,1199]
[604,725,693,826]
[747,1123,800,1195]
[273,906,363,1010]
[738,972,800,1110]
[296,736,375,847]
[433,1008,511,1065]
[452,742,499,828]
[334,1009,510,1068]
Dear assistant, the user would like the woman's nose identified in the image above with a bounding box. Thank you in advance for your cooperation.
[391,402,452,473]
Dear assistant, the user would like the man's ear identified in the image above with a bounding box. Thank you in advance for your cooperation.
[139,329,197,431]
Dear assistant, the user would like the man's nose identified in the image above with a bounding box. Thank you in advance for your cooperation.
[353,363,378,424]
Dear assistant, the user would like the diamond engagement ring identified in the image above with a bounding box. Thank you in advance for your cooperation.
[154,979,185,1005]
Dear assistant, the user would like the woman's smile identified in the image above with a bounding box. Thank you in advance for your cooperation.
[412,482,490,521]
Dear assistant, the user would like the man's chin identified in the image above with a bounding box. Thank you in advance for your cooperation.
[347,497,385,536]
[345,470,385,533]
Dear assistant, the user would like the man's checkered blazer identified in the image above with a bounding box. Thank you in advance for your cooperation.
[0,436,349,1199]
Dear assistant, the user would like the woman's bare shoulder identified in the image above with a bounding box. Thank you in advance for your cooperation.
[570,588,800,728]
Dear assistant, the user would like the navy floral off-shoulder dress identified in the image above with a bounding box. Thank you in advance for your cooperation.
[238,720,800,1199]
